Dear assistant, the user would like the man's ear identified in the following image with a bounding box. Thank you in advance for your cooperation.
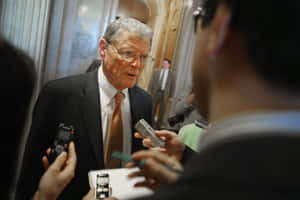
[207,4,232,59]
[99,38,107,59]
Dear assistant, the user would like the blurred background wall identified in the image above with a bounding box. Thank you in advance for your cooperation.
[0,0,196,105]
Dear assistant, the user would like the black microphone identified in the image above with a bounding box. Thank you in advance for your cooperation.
[168,105,195,127]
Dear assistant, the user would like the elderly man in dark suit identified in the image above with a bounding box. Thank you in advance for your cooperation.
[16,17,153,200]
[148,58,175,129]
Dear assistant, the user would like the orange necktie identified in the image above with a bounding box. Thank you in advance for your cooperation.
[104,92,124,168]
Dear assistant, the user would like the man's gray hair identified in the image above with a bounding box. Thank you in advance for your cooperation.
[103,17,153,44]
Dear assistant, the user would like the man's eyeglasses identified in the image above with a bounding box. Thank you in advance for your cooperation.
[193,6,205,33]
[108,42,148,64]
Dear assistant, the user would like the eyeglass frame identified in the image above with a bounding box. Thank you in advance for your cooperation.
[106,40,149,64]
[193,6,205,33]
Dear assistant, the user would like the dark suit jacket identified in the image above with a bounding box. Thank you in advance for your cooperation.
[86,59,101,72]
[16,71,152,200]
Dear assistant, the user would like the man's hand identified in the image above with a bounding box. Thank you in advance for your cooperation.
[126,150,183,189]
[135,130,186,161]
[33,142,77,200]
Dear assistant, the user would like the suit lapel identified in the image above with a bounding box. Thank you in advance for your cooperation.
[80,72,104,168]
[128,86,145,152]
[129,87,138,134]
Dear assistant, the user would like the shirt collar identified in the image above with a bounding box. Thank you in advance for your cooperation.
[98,65,128,105]
[199,111,300,151]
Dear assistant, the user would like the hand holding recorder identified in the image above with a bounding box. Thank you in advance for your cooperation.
[33,123,77,200]
[135,119,186,161]
[33,142,77,200]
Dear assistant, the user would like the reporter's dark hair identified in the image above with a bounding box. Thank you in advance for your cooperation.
[0,36,36,199]
[0,36,36,132]
[201,0,300,92]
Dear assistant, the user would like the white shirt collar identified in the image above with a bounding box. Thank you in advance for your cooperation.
[198,111,300,152]
[98,65,128,106]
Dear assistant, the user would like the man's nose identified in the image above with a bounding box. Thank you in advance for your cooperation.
[131,55,142,68]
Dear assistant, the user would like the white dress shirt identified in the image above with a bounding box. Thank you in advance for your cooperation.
[98,66,132,163]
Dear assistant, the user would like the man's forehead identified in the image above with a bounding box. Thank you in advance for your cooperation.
[114,30,150,43]
[113,31,151,52]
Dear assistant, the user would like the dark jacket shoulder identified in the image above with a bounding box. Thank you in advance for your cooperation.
[130,85,151,99]
[41,72,95,97]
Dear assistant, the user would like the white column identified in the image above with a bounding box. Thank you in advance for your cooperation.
[168,0,197,118]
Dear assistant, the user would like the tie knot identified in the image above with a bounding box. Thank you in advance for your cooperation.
[115,91,124,105]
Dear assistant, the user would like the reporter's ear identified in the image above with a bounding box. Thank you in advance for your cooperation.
[207,4,232,59]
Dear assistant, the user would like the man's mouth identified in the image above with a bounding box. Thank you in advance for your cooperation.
[127,73,137,78]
